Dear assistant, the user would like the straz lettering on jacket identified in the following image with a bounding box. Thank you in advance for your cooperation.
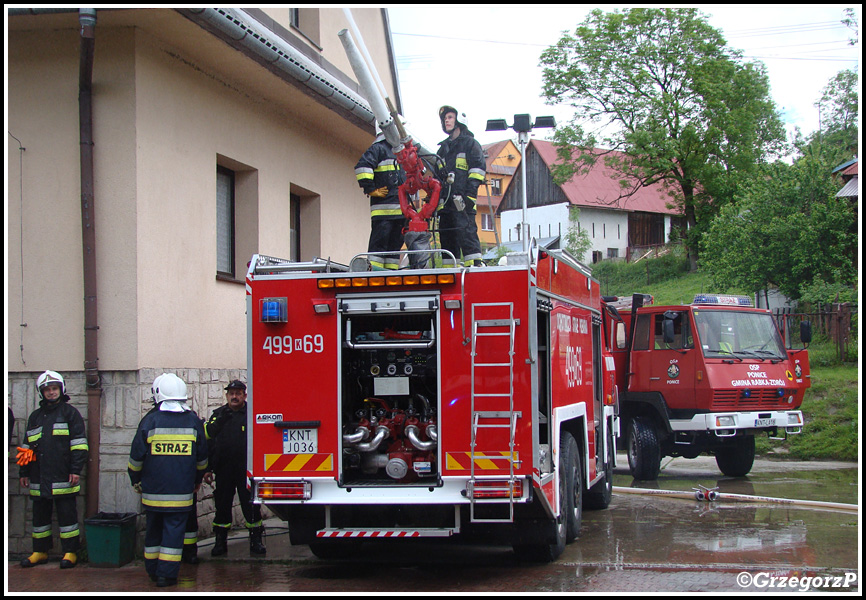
[148,428,196,456]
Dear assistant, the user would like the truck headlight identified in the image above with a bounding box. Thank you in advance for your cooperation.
[716,415,736,428]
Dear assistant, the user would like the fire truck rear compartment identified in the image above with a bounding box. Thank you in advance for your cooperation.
[340,304,440,487]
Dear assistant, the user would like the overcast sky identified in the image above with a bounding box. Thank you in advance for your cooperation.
[385,5,860,154]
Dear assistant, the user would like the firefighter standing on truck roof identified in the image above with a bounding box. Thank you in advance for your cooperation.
[203,380,266,557]
[128,373,208,587]
[436,105,486,267]
[18,370,88,570]
[354,133,408,271]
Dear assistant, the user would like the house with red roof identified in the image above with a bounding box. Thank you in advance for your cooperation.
[498,139,683,264]
[476,139,520,250]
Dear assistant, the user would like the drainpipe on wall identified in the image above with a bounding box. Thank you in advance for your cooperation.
[79,7,101,518]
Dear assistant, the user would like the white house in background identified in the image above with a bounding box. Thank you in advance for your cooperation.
[499,140,683,264]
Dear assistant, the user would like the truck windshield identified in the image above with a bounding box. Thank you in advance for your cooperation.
[693,309,786,360]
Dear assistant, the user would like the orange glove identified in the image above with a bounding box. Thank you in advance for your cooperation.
[16,447,35,466]
[369,186,389,198]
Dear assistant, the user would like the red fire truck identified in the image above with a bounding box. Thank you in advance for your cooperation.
[246,248,618,561]
[602,293,811,480]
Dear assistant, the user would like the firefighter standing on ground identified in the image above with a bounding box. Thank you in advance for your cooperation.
[141,374,203,565]
[128,373,208,587]
[204,380,266,557]
[354,133,408,270]
[436,105,486,266]
[18,370,89,569]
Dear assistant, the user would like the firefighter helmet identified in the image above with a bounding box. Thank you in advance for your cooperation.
[150,373,166,404]
[439,105,469,133]
[37,370,66,396]
[153,373,188,403]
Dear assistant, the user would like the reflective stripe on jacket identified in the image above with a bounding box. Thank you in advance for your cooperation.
[354,138,407,220]
[128,406,208,511]
[19,395,88,498]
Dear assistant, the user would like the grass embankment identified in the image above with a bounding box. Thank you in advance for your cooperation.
[593,252,859,463]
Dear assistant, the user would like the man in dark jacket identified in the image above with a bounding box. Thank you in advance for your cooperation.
[354,134,408,270]
[204,380,265,557]
[18,371,88,569]
[128,373,208,587]
[436,105,486,267]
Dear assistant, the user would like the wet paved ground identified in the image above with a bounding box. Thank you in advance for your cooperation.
[7,455,859,593]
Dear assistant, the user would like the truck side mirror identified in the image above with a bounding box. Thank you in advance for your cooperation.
[800,320,812,345]
[663,318,675,344]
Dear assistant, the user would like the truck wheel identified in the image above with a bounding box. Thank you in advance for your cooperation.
[513,431,572,561]
[627,416,661,481]
[309,539,361,559]
[715,435,755,477]
[563,431,583,542]
[585,431,613,510]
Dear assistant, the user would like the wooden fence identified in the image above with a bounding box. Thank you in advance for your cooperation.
[773,303,858,361]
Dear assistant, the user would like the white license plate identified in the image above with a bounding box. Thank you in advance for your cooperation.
[283,428,318,453]
[754,418,773,428]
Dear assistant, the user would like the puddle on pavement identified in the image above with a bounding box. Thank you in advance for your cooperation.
[574,465,859,570]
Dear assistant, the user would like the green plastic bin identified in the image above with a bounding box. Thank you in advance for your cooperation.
[84,512,137,567]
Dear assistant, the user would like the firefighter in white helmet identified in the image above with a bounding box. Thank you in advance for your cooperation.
[128,373,208,587]
[18,371,89,569]
[436,105,486,266]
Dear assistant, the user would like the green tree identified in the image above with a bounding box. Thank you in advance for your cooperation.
[700,154,856,301]
[540,8,786,271]
[800,69,859,162]
[563,206,592,261]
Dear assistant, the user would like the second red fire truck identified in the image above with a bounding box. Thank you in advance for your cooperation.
[246,247,618,561]
[602,293,811,480]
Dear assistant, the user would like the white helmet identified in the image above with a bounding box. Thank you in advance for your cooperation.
[37,370,66,396]
[153,373,188,403]
[151,373,166,404]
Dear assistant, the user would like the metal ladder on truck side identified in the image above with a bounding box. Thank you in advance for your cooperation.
[469,302,520,523]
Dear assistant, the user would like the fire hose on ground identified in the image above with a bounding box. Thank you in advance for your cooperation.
[612,486,858,513]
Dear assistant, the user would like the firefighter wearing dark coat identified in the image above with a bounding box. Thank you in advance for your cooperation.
[436,105,486,266]
[204,380,265,557]
[128,373,208,587]
[354,134,408,270]
[18,371,88,569]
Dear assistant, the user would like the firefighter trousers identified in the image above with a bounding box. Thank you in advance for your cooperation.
[368,218,406,270]
[183,493,198,557]
[438,209,481,264]
[30,496,81,553]
[144,510,188,580]
[212,472,262,530]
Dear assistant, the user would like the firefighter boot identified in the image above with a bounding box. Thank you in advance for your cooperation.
[211,528,228,557]
[249,526,267,556]
[182,545,199,565]
[60,552,78,569]
[20,552,48,568]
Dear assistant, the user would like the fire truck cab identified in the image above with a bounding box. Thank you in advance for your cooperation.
[603,293,811,480]
[246,247,617,561]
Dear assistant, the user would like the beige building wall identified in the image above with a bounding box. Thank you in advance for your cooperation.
[7,7,398,556]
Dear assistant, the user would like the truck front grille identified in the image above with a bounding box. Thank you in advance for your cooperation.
[710,389,791,411]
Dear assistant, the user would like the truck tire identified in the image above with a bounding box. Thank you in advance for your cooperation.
[563,431,583,542]
[627,416,661,481]
[309,539,361,559]
[585,430,613,510]
[512,431,572,561]
[715,435,755,477]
